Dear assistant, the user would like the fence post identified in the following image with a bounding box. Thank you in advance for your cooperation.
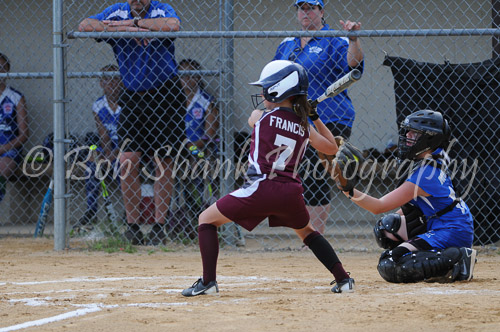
[53,0,67,251]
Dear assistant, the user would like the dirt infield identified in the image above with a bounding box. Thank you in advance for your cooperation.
[0,238,499,332]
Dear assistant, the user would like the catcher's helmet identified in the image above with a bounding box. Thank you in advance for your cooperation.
[249,60,308,108]
[398,109,451,160]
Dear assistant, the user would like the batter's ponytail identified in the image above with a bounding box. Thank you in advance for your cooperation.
[292,95,310,130]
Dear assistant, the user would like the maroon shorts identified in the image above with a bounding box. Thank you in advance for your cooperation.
[216,177,310,231]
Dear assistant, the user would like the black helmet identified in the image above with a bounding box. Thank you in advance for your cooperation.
[398,110,451,160]
[249,60,308,108]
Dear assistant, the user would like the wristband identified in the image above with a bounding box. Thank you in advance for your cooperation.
[133,17,141,28]
[309,113,319,121]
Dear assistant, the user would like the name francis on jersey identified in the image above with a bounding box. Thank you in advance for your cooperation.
[269,115,305,137]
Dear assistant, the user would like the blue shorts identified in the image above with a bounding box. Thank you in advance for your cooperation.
[418,228,473,249]
[216,177,309,232]
[1,148,23,163]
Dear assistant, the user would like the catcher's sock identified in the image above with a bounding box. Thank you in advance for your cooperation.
[390,246,411,263]
[198,223,219,283]
[331,263,350,283]
[304,231,350,283]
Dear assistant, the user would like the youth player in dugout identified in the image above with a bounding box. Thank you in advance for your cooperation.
[182,60,356,297]
[72,64,123,234]
[79,0,186,246]
[0,52,29,204]
[273,0,364,234]
[340,110,476,283]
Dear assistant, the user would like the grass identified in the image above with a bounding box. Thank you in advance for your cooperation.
[87,236,137,254]
[85,234,178,254]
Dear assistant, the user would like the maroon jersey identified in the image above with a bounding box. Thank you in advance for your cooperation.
[247,107,309,183]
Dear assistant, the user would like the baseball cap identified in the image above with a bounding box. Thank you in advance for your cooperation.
[294,0,324,8]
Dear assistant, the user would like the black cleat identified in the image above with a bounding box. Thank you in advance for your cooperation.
[182,278,219,297]
[331,277,355,293]
[124,224,144,245]
[147,223,166,246]
[457,247,477,281]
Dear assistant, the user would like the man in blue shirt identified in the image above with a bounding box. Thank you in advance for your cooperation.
[79,1,186,245]
[273,0,364,234]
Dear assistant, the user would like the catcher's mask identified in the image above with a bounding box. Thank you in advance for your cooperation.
[249,60,308,109]
[397,109,450,161]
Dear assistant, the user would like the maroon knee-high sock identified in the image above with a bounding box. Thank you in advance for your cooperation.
[303,231,350,283]
[198,223,219,283]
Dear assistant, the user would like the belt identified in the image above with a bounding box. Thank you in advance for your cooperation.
[128,77,178,96]
[134,87,160,95]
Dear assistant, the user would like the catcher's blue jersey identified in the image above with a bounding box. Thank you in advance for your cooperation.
[407,160,474,248]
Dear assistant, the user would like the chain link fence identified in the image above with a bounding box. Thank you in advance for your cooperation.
[1,0,499,250]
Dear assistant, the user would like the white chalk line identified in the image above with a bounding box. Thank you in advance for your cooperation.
[0,275,300,286]
[394,287,500,296]
[2,274,497,331]
[0,305,101,332]
[0,275,284,331]
[0,296,271,331]
[4,276,162,286]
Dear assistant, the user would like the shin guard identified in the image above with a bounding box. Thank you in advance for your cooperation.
[378,247,462,283]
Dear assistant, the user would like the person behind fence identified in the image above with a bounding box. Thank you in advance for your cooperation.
[336,109,476,283]
[179,59,218,153]
[273,0,364,234]
[79,0,186,245]
[72,64,123,234]
[182,60,356,297]
[169,59,219,237]
[0,52,29,203]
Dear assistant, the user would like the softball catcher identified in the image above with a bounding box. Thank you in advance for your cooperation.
[334,110,476,283]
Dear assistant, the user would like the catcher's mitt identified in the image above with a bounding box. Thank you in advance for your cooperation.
[316,136,345,175]
[333,139,364,196]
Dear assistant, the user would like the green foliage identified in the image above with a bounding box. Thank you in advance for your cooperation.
[160,246,175,252]
[87,236,137,254]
